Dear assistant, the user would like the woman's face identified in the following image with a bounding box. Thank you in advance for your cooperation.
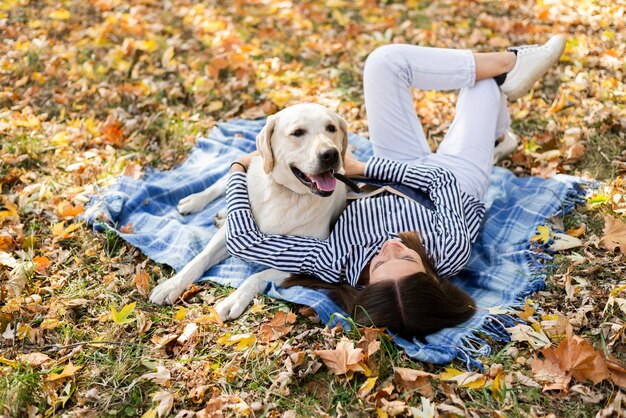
[368,239,426,284]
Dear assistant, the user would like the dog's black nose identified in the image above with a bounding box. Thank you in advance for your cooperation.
[319,148,339,167]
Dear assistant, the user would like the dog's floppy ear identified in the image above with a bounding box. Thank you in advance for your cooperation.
[337,115,349,160]
[256,115,276,174]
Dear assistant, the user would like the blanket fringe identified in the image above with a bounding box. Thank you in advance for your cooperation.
[453,181,589,370]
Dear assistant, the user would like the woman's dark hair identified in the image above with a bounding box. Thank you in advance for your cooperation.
[282,232,476,340]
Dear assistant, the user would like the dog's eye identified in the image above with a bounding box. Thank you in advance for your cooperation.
[291,128,307,137]
[326,124,337,133]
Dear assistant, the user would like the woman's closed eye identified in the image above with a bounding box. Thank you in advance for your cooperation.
[373,256,415,271]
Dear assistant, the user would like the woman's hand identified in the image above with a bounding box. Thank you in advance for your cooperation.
[230,150,260,173]
[343,150,366,177]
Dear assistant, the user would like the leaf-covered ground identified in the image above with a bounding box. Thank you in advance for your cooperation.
[1,0,625,416]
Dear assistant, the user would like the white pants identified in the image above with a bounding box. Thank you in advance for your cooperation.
[363,44,511,201]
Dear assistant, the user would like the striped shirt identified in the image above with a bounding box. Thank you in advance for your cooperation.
[226,156,485,286]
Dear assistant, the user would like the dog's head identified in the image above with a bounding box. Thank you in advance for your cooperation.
[256,103,348,197]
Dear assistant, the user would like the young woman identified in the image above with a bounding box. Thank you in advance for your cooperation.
[226,35,566,339]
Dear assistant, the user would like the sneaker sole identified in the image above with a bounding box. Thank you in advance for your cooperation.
[505,37,566,101]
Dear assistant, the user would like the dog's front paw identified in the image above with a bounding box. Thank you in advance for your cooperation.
[214,292,251,321]
[178,193,210,215]
[149,278,186,305]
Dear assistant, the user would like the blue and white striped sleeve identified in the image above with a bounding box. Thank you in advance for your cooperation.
[225,172,326,275]
[365,157,472,278]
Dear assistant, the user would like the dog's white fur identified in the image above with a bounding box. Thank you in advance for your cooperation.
[149,103,348,320]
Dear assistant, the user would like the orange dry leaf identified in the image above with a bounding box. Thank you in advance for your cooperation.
[33,256,51,274]
[99,115,125,147]
[57,201,85,218]
[259,310,296,343]
[599,215,626,256]
[566,224,586,238]
[529,323,609,391]
[47,362,82,381]
[314,337,366,376]
[132,270,150,296]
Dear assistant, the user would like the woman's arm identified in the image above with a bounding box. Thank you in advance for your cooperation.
[226,171,330,277]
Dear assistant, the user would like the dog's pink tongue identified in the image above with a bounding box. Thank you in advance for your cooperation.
[310,173,336,191]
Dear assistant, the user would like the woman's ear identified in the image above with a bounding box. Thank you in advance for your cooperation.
[336,115,348,160]
[256,115,276,174]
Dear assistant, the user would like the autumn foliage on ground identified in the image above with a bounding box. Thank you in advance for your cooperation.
[1,0,625,416]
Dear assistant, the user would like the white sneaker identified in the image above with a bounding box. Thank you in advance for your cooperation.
[500,35,566,101]
[493,129,519,163]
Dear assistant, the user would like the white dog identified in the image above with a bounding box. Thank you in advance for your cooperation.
[149,103,348,320]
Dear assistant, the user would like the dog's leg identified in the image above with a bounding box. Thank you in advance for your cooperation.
[149,227,229,305]
[177,176,228,215]
[215,268,286,321]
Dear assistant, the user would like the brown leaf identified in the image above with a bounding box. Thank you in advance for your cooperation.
[18,352,52,368]
[607,357,626,390]
[259,310,296,343]
[393,367,434,398]
[566,224,586,238]
[565,142,585,161]
[599,215,626,256]
[314,337,366,376]
[530,324,609,391]
[119,224,133,234]
[132,270,151,296]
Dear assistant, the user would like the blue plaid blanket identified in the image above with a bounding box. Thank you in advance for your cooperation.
[84,118,584,368]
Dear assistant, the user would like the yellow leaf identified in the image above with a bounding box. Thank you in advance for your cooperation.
[207,100,223,112]
[0,199,18,220]
[162,46,176,70]
[111,302,137,324]
[217,332,256,351]
[0,357,18,367]
[49,9,71,20]
[47,361,82,381]
[518,299,536,321]
[490,370,506,400]
[141,408,158,418]
[173,306,186,321]
[51,131,70,147]
[438,367,464,380]
[195,307,225,327]
[358,376,377,398]
[31,72,46,84]
[532,224,552,244]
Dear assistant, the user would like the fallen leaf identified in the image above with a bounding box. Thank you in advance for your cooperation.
[140,365,171,386]
[259,310,296,343]
[606,357,626,390]
[110,302,136,324]
[518,299,536,321]
[132,270,150,296]
[599,215,626,256]
[33,255,50,274]
[357,376,377,398]
[532,224,553,244]
[394,367,434,398]
[217,332,257,351]
[47,361,82,381]
[506,324,551,349]
[18,352,51,367]
[529,324,609,391]
[153,390,174,417]
[314,337,366,376]
[566,224,586,238]
[57,201,85,218]
[439,368,487,389]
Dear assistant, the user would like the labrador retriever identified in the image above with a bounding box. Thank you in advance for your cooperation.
[149,103,348,320]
